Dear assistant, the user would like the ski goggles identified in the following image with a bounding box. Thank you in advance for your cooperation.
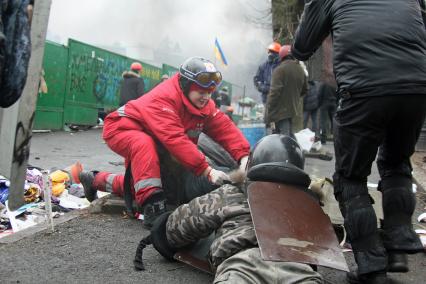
[180,68,223,88]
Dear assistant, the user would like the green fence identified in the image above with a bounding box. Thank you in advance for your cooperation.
[34,39,236,129]
[221,80,233,101]
[162,63,179,78]
[34,41,68,130]
[63,39,162,126]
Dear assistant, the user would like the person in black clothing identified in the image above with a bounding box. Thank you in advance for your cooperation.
[303,80,321,136]
[253,42,281,104]
[212,86,233,120]
[292,1,426,283]
[318,82,337,144]
[211,86,231,108]
[119,62,145,106]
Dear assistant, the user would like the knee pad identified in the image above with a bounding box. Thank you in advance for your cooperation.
[343,195,378,246]
[333,174,371,214]
[380,176,415,228]
[333,175,379,247]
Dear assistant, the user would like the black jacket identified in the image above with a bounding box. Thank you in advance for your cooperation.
[304,81,321,111]
[318,82,337,107]
[292,0,426,98]
[211,91,231,108]
[119,71,145,106]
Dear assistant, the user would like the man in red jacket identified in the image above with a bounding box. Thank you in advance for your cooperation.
[80,57,250,228]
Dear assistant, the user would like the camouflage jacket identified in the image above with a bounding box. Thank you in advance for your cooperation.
[166,184,258,269]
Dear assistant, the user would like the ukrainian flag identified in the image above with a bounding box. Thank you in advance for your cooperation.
[214,38,228,67]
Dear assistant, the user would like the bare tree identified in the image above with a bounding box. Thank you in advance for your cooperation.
[271,0,304,44]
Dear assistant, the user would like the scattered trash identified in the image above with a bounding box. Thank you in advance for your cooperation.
[0,165,102,239]
[311,141,322,152]
[58,191,90,209]
[26,168,44,189]
[295,128,315,152]
[5,201,44,233]
[417,212,426,223]
[50,170,70,197]
[0,177,10,205]
[412,183,417,193]
[69,184,85,198]
[415,229,426,249]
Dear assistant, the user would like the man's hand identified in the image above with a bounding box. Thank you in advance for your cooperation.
[239,156,249,172]
[207,169,230,185]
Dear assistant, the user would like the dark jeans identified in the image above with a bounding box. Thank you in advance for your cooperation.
[303,109,318,133]
[333,94,426,274]
[319,102,336,143]
[274,118,292,136]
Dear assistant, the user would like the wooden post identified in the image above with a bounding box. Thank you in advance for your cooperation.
[42,170,54,232]
[0,0,52,210]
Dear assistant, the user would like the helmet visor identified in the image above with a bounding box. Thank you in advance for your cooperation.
[194,71,222,88]
[181,64,223,88]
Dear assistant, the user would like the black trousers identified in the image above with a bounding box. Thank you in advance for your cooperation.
[333,94,426,274]
[319,102,336,143]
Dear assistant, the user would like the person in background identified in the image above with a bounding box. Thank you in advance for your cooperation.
[265,45,307,136]
[292,0,426,282]
[318,82,337,144]
[212,86,231,109]
[253,42,281,104]
[119,62,145,106]
[303,80,321,137]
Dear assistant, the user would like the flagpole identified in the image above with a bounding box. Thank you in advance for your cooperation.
[214,37,217,66]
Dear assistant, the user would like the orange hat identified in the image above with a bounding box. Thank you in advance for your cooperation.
[130,62,142,71]
[279,45,292,60]
[268,42,281,53]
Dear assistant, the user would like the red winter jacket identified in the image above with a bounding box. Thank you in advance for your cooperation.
[103,74,250,175]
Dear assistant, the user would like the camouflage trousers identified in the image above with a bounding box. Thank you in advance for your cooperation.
[214,248,323,284]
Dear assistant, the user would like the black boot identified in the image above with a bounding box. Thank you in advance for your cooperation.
[79,171,98,202]
[142,190,166,229]
[388,252,408,273]
[347,270,388,284]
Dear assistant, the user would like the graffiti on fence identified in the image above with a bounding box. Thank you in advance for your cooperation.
[68,47,162,106]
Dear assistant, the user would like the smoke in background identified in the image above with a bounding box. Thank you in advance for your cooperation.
[47,0,273,101]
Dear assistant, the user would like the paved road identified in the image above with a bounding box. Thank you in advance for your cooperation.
[0,129,424,283]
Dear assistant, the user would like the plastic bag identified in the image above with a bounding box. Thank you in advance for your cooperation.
[294,128,316,151]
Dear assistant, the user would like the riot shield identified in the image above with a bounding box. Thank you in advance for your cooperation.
[248,181,349,272]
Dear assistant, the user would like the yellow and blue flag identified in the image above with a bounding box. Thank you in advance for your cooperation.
[214,38,228,67]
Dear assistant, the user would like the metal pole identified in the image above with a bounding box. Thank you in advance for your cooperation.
[241,85,246,118]
[42,170,54,232]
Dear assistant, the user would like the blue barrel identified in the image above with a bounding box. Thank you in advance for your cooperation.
[239,122,266,148]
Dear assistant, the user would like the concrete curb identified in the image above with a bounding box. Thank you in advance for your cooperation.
[0,210,84,244]
[0,196,116,244]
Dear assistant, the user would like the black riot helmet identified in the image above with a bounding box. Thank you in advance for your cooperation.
[178,57,222,95]
[248,134,305,170]
[246,134,310,187]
